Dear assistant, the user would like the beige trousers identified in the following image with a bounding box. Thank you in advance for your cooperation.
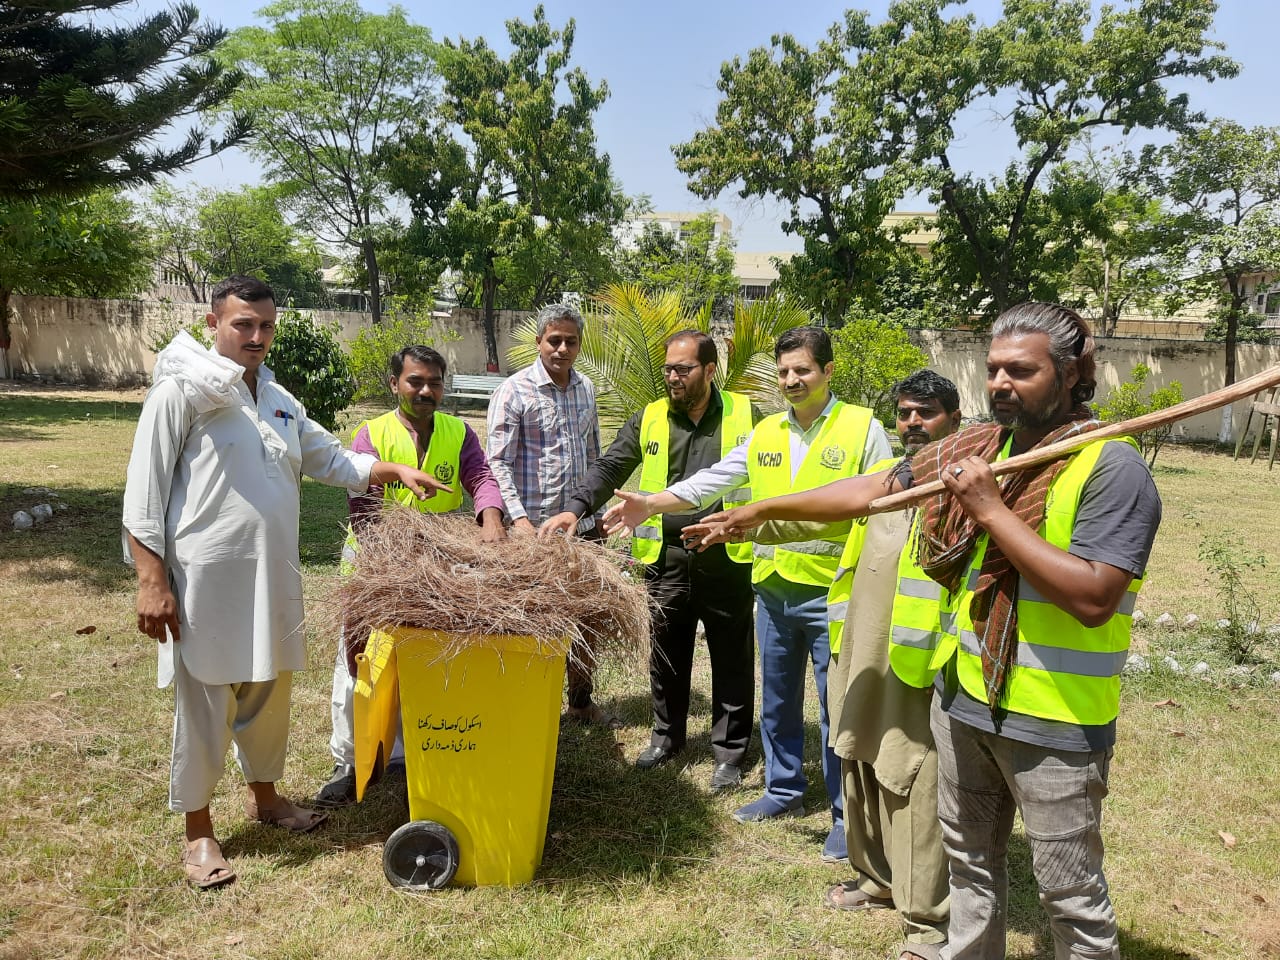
[169,654,292,812]
[843,750,950,944]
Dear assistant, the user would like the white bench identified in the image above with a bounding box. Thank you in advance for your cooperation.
[448,373,508,411]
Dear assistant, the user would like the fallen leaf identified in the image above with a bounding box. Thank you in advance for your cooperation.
[1228,703,1241,712]
[224,934,243,946]
[1153,698,1180,708]
[75,625,96,635]
[1171,901,1184,913]
[110,660,119,669]
[1219,830,1237,849]
[1171,730,1186,738]
[1253,893,1268,904]
[49,691,66,701]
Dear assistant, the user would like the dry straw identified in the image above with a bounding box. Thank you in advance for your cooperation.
[330,508,653,672]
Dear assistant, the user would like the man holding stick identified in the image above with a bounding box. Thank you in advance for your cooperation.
[123,276,449,889]
[685,303,1161,960]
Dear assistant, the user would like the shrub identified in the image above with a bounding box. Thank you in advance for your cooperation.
[1096,363,1184,468]
[266,310,354,431]
[828,309,929,425]
[1198,534,1269,665]
[348,302,458,404]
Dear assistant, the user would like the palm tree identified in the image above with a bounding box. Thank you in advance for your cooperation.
[508,283,811,430]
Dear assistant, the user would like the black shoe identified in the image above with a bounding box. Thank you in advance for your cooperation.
[634,744,680,769]
[708,762,743,793]
[314,763,357,808]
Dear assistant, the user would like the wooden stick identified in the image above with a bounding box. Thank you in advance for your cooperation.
[866,363,1280,515]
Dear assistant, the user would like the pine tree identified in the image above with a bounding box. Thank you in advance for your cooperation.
[0,0,251,197]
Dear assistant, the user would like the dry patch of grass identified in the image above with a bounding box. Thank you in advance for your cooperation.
[1,389,1278,959]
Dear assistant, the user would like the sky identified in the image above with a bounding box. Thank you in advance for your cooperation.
[133,0,1280,253]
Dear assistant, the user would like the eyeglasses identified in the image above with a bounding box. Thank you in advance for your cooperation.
[663,363,701,378]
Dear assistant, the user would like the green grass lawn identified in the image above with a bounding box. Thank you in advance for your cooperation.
[1,385,1278,959]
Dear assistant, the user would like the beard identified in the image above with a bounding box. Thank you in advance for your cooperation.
[989,392,1064,430]
[668,378,709,413]
[901,430,932,455]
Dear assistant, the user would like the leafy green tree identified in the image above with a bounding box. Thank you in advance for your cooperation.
[0,0,250,198]
[677,0,1236,323]
[508,283,810,431]
[346,300,458,404]
[1138,120,1280,440]
[615,214,738,313]
[0,191,152,374]
[828,310,929,425]
[384,6,626,370]
[673,19,911,324]
[216,0,437,323]
[1096,362,1184,467]
[142,184,325,305]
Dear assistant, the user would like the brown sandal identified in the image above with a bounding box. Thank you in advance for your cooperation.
[244,797,328,833]
[823,881,895,911]
[182,837,236,889]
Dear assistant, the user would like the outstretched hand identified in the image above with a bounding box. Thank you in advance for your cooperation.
[680,504,762,552]
[370,461,453,501]
[601,489,653,537]
[538,511,580,540]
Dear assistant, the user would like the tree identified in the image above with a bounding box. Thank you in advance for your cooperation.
[1096,363,1183,468]
[216,0,437,323]
[384,6,626,370]
[676,0,1236,323]
[1139,120,1280,441]
[828,310,929,425]
[508,283,810,431]
[615,214,738,314]
[673,19,913,324]
[0,191,152,375]
[0,0,250,198]
[142,184,325,305]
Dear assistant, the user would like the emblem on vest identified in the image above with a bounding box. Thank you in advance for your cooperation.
[434,462,456,484]
[736,433,749,446]
[645,440,660,456]
[756,451,783,468]
[819,444,847,469]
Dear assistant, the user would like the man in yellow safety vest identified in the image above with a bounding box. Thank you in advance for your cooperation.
[681,303,1162,960]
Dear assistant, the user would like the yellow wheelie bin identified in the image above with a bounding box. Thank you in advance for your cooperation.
[352,626,569,889]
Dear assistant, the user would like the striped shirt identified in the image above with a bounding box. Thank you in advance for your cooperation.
[485,358,602,529]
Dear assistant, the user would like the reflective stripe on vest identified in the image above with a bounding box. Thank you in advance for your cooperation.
[632,390,755,565]
[341,410,467,574]
[950,436,1145,724]
[825,456,896,655]
[888,510,956,688]
[746,401,874,588]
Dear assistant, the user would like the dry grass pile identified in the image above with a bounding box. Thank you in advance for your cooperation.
[333,508,652,670]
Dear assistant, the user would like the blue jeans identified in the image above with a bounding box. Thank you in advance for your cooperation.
[754,574,842,820]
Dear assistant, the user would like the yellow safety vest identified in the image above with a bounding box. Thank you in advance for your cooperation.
[341,410,467,573]
[826,456,897,656]
[747,400,874,588]
[887,511,956,687]
[633,390,755,565]
[949,436,1145,725]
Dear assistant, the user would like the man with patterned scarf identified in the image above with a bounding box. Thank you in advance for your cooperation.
[683,302,1162,960]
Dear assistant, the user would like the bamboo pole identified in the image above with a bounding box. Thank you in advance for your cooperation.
[865,363,1280,515]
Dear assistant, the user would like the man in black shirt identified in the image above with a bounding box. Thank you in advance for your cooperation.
[541,329,756,791]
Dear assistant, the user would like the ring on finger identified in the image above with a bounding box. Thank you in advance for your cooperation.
[953,466,964,477]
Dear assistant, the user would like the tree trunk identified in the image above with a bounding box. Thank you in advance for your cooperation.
[363,238,382,324]
[0,286,12,379]
[1219,302,1240,444]
[481,271,500,372]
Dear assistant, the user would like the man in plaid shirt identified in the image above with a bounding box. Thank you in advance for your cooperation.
[486,302,610,723]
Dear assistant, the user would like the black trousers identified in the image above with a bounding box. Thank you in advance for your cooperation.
[646,540,755,765]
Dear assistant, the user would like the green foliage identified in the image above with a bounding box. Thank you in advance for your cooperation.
[346,302,459,404]
[384,5,626,367]
[217,0,437,321]
[828,310,929,425]
[1096,363,1184,468]
[676,0,1236,323]
[1197,534,1269,665]
[0,0,249,198]
[264,310,353,431]
[614,214,738,313]
[507,283,811,431]
[141,184,326,306]
[148,318,212,355]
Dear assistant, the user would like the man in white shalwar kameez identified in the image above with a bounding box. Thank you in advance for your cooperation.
[123,276,448,889]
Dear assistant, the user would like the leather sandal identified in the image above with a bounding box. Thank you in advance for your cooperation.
[243,797,328,833]
[182,837,236,890]
[823,881,895,911]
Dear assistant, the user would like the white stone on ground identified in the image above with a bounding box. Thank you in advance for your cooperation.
[1162,656,1182,673]
[1191,661,1211,676]
[13,511,33,531]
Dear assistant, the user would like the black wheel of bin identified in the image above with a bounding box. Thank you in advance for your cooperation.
[383,820,460,890]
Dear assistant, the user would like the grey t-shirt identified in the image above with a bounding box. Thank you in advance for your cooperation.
[936,439,1163,751]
